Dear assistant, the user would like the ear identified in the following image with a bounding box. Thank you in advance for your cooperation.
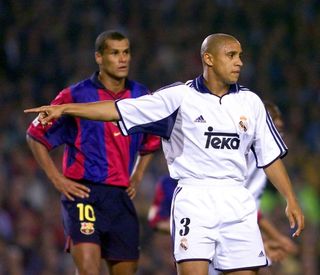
[95,52,102,65]
[203,52,214,66]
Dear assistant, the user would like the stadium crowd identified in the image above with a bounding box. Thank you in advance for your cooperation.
[0,0,319,274]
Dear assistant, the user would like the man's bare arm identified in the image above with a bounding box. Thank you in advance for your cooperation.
[24,100,120,125]
[264,158,304,237]
[26,135,90,200]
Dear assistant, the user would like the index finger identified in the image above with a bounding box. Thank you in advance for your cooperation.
[24,107,44,113]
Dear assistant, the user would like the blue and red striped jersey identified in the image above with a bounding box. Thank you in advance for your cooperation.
[148,176,178,228]
[27,72,160,187]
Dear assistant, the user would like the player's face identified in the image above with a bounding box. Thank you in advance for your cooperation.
[95,38,131,80]
[211,40,243,85]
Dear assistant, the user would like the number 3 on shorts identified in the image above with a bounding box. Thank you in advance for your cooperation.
[77,203,96,222]
[179,217,190,236]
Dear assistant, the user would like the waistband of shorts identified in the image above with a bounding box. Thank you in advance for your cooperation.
[178,178,243,187]
[75,179,127,190]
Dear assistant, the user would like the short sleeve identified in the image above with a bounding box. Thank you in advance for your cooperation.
[116,83,187,139]
[251,97,287,168]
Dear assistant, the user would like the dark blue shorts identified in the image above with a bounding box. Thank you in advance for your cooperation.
[61,182,139,261]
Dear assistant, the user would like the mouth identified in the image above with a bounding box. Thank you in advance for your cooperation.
[118,66,128,72]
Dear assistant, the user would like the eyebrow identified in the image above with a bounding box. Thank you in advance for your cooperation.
[107,47,130,52]
[225,50,240,55]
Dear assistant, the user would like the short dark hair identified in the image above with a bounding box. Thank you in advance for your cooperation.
[95,30,128,54]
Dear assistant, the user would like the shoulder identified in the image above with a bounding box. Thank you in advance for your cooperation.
[52,77,94,104]
[126,79,149,97]
[155,81,186,92]
[151,82,191,105]
[153,81,192,97]
[236,85,266,117]
[62,78,94,97]
[237,85,263,104]
[70,78,93,91]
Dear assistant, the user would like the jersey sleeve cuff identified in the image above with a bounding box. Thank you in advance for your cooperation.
[115,100,129,136]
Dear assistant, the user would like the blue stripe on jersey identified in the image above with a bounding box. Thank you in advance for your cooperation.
[71,83,108,182]
[126,109,179,140]
[83,120,107,181]
[128,80,149,97]
[46,115,77,150]
[63,117,79,169]
[266,112,288,158]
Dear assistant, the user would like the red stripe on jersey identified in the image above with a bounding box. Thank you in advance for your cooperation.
[98,88,132,187]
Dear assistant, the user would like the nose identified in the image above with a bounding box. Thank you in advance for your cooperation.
[119,53,128,63]
[237,57,243,67]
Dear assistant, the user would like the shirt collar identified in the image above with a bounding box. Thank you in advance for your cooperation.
[90,71,130,90]
[192,75,239,94]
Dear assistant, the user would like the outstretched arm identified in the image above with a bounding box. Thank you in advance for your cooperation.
[264,158,305,238]
[24,100,120,125]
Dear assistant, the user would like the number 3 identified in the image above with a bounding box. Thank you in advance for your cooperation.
[179,217,190,236]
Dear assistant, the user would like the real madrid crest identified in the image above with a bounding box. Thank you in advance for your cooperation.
[180,237,188,250]
[239,115,248,132]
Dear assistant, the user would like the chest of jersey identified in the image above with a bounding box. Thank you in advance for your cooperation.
[177,91,255,153]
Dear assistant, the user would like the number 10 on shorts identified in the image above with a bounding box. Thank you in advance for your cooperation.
[77,203,96,222]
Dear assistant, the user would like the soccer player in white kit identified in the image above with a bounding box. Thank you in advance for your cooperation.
[25,33,304,275]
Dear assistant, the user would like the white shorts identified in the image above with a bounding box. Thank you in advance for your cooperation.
[171,179,268,271]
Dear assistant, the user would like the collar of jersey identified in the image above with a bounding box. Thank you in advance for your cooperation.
[90,71,130,90]
[193,75,240,95]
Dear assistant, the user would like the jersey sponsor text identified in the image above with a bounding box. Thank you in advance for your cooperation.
[204,127,240,149]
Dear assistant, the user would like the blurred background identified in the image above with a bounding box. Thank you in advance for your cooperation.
[0,0,319,274]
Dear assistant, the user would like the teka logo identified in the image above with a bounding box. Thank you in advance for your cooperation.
[204,126,240,149]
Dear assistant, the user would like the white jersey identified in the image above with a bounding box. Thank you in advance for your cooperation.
[244,151,267,208]
[116,75,287,183]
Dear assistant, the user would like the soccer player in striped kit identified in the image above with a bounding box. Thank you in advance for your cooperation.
[26,30,160,275]
[25,33,304,275]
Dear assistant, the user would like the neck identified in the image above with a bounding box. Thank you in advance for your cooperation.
[98,72,126,93]
[203,72,229,96]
